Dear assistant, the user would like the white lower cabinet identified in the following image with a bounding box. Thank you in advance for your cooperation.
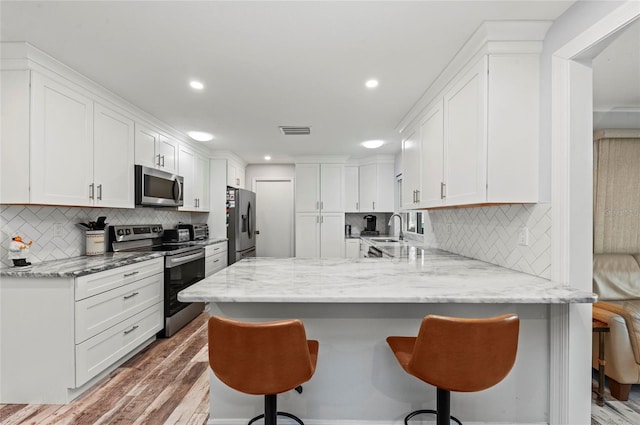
[0,257,164,404]
[295,213,345,258]
[205,241,228,277]
[345,239,360,259]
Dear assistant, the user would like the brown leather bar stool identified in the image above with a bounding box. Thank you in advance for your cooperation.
[208,316,319,425]
[386,314,519,425]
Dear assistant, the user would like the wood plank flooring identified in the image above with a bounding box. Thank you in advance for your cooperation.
[0,314,210,425]
[3,313,640,425]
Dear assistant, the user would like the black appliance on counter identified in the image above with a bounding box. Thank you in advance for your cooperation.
[361,215,379,236]
[177,223,209,241]
[108,224,205,337]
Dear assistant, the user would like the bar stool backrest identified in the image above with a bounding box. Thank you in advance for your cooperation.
[408,314,519,393]
[208,316,318,395]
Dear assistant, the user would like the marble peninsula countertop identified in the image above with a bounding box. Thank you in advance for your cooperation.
[179,252,597,304]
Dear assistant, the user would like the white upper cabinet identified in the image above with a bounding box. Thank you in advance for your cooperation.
[358,160,394,213]
[227,159,245,189]
[93,103,135,208]
[344,165,359,212]
[295,163,344,213]
[134,124,179,175]
[443,57,488,206]
[401,127,421,209]
[419,99,445,207]
[402,53,539,209]
[398,22,546,209]
[178,145,209,212]
[30,72,95,206]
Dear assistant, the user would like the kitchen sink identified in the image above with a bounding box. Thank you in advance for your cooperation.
[371,238,400,243]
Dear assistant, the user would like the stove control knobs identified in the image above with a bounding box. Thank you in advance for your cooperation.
[125,229,131,235]
[117,229,125,236]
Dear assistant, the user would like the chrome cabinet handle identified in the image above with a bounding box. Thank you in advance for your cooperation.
[97,184,103,200]
[372,201,375,211]
[441,182,446,199]
[320,201,323,210]
[156,154,161,166]
[123,292,139,300]
[123,271,139,277]
[356,202,359,211]
[89,183,94,200]
[123,325,139,335]
[161,155,165,167]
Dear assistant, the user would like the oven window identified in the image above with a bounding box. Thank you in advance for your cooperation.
[165,257,205,316]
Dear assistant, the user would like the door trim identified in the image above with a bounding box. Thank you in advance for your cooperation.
[252,177,295,257]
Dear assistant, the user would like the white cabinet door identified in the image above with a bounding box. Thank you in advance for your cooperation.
[344,166,359,212]
[419,100,445,207]
[401,127,420,209]
[319,164,343,212]
[195,154,210,211]
[345,239,360,259]
[359,163,376,212]
[158,134,179,174]
[93,103,135,208]
[375,162,395,212]
[295,164,320,212]
[30,72,94,206]
[295,213,320,257]
[134,123,160,169]
[443,58,487,206]
[320,213,345,257]
[179,145,196,210]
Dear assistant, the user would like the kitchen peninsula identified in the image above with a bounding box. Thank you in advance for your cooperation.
[179,249,595,424]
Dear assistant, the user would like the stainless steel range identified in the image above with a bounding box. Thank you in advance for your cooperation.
[108,224,205,337]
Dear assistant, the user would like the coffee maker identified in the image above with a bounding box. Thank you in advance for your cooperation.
[361,215,379,236]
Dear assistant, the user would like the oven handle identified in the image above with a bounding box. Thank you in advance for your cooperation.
[166,250,205,268]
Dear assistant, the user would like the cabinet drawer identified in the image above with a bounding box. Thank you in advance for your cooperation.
[75,257,163,301]
[205,241,227,257]
[75,303,163,387]
[205,251,227,277]
[75,273,163,343]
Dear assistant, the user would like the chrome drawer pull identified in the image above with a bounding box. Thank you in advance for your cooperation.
[123,325,139,335]
[123,271,139,277]
[123,292,139,300]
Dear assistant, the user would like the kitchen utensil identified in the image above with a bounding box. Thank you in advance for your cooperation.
[95,216,107,230]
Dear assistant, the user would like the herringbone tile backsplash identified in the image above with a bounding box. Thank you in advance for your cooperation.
[425,204,551,278]
[0,205,196,268]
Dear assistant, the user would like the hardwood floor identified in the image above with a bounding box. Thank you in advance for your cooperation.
[0,314,210,425]
[592,372,640,425]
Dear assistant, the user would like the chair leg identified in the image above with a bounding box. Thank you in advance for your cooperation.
[247,394,305,425]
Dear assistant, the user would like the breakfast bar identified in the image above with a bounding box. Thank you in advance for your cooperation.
[179,251,596,425]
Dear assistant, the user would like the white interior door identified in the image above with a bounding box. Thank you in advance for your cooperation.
[255,179,294,257]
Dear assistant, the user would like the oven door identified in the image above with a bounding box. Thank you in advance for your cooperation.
[164,249,205,317]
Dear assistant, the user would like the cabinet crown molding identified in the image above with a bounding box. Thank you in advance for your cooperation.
[295,155,349,164]
[396,20,551,135]
[210,150,247,167]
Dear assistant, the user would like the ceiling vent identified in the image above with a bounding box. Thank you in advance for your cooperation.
[279,126,311,135]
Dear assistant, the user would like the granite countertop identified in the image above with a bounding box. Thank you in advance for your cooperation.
[0,252,164,278]
[0,238,227,278]
[179,255,597,304]
[359,235,430,258]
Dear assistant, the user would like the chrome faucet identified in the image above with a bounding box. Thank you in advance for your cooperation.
[388,213,404,241]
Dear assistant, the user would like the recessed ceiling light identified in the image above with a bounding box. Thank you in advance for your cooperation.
[361,140,384,149]
[190,80,204,90]
[187,131,214,142]
[365,79,379,89]
[264,155,272,161]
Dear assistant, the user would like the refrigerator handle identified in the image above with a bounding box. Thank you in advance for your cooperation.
[247,201,253,238]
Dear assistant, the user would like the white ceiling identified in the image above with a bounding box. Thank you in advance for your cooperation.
[0,1,581,164]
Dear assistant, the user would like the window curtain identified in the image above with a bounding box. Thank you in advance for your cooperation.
[593,129,640,254]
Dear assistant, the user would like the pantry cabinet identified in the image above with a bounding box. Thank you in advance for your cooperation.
[344,165,360,212]
[134,123,179,175]
[402,53,539,209]
[295,212,345,258]
[295,163,344,213]
[178,145,210,212]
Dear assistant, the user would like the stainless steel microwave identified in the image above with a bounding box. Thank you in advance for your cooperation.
[135,165,184,207]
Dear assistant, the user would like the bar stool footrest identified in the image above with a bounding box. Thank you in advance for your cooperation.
[404,409,462,425]
[248,411,305,425]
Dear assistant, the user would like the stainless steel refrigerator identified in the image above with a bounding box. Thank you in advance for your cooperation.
[227,188,256,265]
